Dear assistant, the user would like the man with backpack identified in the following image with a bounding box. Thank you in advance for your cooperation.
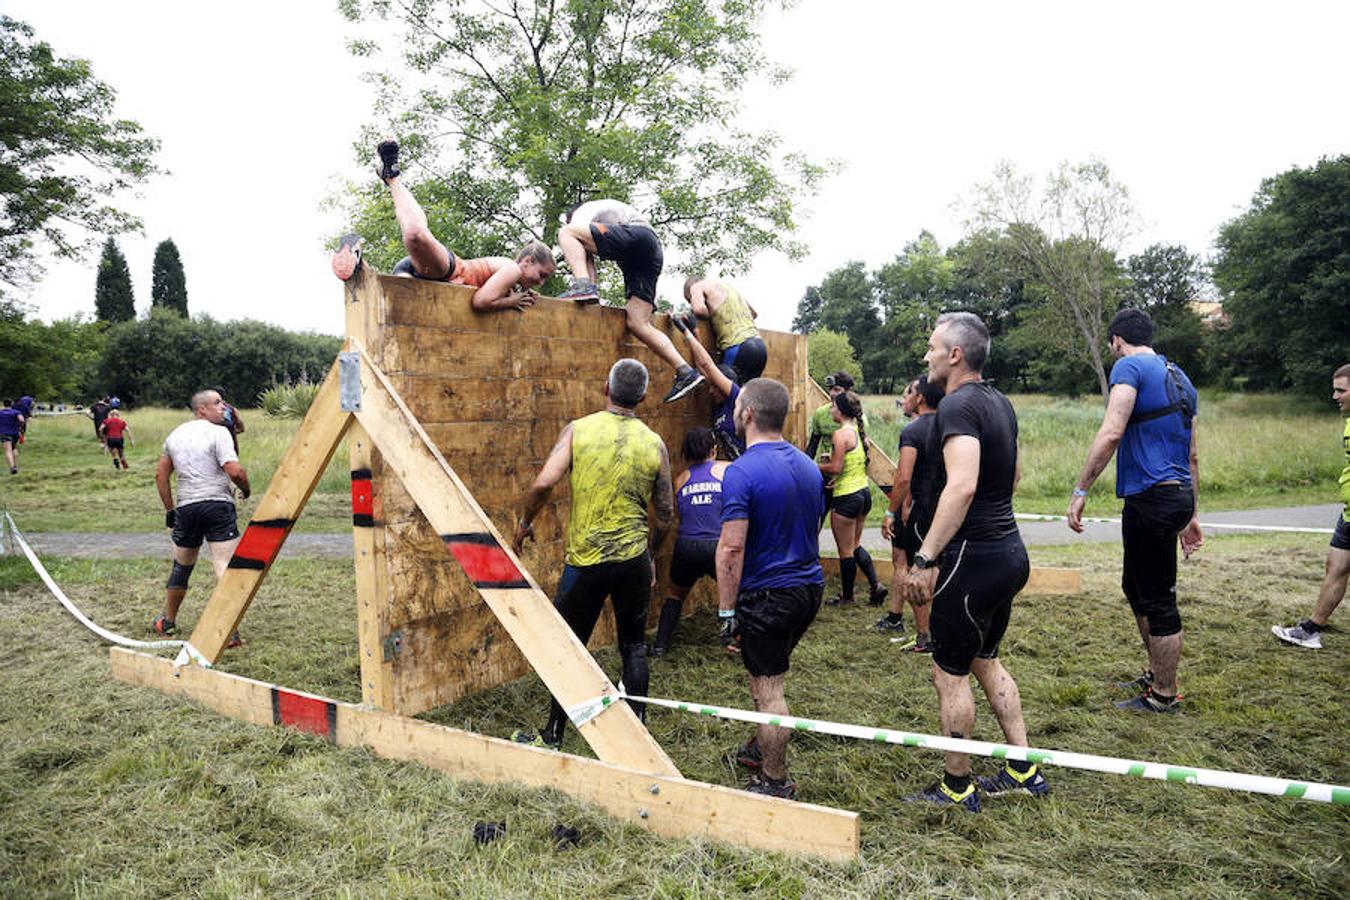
[1067,309,1202,713]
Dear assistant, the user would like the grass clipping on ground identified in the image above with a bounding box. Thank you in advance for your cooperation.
[0,534,1346,897]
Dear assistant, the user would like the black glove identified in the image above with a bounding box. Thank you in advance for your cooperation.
[718,613,739,647]
[239,485,251,500]
[673,313,692,335]
[164,509,177,529]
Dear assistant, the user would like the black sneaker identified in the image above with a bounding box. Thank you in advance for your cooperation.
[510,729,562,750]
[825,594,855,607]
[557,278,601,304]
[376,139,400,182]
[662,367,705,403]
[745,772,796,800]
[1114,688,1181,713]
[1114,668,1154,691]
[331,233,364,281]
[873,614,905,633]
[903,779,980,812]
[734,737,763,769]
[977,764,1050,797]
[910,632,933,654]
[868,585,889,607]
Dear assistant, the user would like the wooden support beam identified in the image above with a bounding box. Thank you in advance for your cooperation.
[820,556,1082,595]
[110,648,860,861]
[350,349,679,777]
[807,378,897,491]
[186,361,353,662]
[349,420,394,709]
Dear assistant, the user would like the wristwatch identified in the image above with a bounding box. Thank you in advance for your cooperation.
[913,552,936,570]
[1072,486,1089,498]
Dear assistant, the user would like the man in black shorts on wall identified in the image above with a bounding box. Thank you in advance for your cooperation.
[878,374,943,646]
[900,312,1047,812]
[717,378,826,799]
[153,389,252,645]
[556,199,704,403]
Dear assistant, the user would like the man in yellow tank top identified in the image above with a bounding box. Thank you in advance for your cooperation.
[510,359,675,748]
[683,275,768,384]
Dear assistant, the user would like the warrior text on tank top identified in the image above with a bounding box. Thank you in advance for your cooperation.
[677,460,724,541]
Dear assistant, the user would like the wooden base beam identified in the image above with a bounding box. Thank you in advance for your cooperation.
[110,648,860,861]
[820,556,1082,595]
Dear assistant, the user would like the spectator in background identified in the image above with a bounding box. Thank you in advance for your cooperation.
[0,400,26,474]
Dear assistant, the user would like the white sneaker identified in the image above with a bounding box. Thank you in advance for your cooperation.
[1271,623,1322,649]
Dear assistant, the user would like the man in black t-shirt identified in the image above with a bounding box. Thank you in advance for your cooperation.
[878,375,943,646]
[899,312,1047,812]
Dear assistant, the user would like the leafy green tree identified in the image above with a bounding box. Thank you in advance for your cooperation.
[1123,243,1206,377]
[806,261,888,390]
[968,159,1134,397]
[792,285,824,334]
[150,238,188,316]
[94,237,135,323]
[873,232,955,390]
[1212,155,1350,395]
[0,16,159,296]
[807,329,861,387]
[337,0,828,274]
[0,307,104,399]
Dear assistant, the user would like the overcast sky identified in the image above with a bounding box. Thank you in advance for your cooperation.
[9,0,1350,335]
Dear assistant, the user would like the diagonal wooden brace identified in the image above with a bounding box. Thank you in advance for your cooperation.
[185,361,353,663]
[350,348,679,777]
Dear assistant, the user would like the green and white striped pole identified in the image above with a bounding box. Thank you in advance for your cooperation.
[591,691,1350,806]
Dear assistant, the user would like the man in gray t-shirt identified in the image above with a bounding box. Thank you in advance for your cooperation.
[151,389,252,641]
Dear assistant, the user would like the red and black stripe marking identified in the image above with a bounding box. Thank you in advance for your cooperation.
[442,532,529,589]
[351,468,374,527]
[270,687,337,742]
[227,518,293,570]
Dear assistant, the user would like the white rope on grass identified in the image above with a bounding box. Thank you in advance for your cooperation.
[581,689,1350,806]
[2,512,187,654]
[1013,512,1334,534]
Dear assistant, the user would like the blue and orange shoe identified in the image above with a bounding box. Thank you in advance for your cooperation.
[151,614,176,636]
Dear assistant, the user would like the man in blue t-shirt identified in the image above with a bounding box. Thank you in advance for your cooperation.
[716,377,824,800]
[1068,308,1202,713]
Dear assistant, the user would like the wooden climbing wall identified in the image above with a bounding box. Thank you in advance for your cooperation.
[349,273,808,715]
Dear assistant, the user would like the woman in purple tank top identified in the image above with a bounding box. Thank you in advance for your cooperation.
[652,428,730,656]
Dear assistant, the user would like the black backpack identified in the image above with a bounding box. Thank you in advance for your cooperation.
[1128,357,1196,431]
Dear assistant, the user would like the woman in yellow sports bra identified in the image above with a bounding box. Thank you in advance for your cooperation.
[818,391,886,607]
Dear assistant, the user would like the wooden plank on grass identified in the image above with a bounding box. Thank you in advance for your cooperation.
[351,349,679,777]
[820,556,1082,595]
[186,360,353,662]
[109,648,860,861]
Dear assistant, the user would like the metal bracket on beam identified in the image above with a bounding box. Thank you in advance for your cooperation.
[338,352,362,412]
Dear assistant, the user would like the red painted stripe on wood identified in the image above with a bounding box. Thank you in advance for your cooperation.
[445,538,525,587]
[273,689,334,739]
[351,478,373,517]
[232,524,287,568]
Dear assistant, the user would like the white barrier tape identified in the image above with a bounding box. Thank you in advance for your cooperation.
[3,512,186,654]
[1014,512,1333,534]
[594,688,1349,806]
[566,694,617,728]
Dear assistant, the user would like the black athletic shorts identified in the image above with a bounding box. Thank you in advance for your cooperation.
[722,337,767,384]
[171,500,240,549]
[929,533,1030,677]
[670,538,718,588]
[0,434,16,444]
[1332,515,1350,551]
[590,222,663,304]
[1120,482,1195,637]
[890,514,932,565]
[830,486,872,520]
[554,553,652,648]
[737,582,823,677]
[392,244,456,281]
[106,438,124,450]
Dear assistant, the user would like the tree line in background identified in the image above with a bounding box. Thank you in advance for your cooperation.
[800,155,1349,399]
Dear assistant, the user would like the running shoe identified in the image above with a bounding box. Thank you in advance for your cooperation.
[8,467,15,475]
[650,643,669,658]
[662,367,705,403]
[1114,688,1181,713]
[825,594,856,607]
[225,631,244,649]
[376,139,400,182]
[867,585,889,607]
[1271,621,1322,649]
[112,458,120,470]
[744,773,796,800]
[331,232,364,281]
[1114,668,1154,691]
[557,278,601,304]
[734,737,763,770]
[151,614,177,636]
[121,459,129,470]
[910,632,933,654]
[903,779,980,812]
[873,614,905,633]
[977,763,1050,797]
[510,729,562,750]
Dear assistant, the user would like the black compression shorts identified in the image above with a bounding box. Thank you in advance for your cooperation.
[722,337,767,384]
[830,486,872,520]
[1332,516,1349,551]
[929,533,1029,677]
[1120,482,1195,638]
[590,223,663,304]
[392,244,456,281]
[670,538,717,589]
[553,553,652,648]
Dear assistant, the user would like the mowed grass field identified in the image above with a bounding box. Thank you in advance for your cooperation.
[2,390,1341,535]
[1,533,1346,897]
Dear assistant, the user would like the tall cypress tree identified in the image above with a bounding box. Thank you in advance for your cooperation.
[150,237,188,315]
[94,237,135,322]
